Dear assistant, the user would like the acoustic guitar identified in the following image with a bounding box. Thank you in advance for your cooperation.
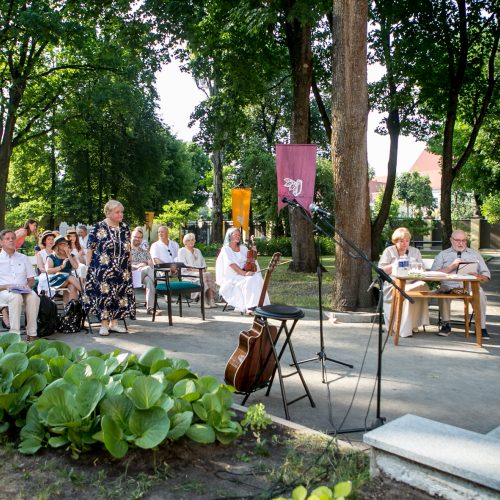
[224,252,281,392]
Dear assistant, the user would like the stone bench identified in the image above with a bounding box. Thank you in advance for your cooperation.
[364,414,500,499]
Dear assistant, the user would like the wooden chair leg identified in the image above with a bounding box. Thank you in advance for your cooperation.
[463,298,469,338]
[167,291,173,326]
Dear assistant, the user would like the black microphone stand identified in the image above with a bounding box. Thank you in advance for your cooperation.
[309,207,414,434]
[284,202,354,383]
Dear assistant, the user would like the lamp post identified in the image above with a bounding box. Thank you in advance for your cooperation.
[145,211,154,243]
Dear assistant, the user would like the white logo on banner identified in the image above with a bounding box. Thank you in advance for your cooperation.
[284,178,303,197]
[236,215,244,225]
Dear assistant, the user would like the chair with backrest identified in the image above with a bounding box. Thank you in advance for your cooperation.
[152,262,205,325]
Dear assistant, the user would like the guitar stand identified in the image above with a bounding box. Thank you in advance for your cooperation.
[241,305,315,420]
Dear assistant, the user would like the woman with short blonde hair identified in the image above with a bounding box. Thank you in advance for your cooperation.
[176,233,217,307]
[378,227,429,338]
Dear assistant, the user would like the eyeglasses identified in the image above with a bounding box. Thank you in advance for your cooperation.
[452,238,467,243]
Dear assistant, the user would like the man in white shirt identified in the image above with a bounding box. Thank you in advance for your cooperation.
[0,229,40,341]
[78,225,89,250]
[150,226,179,264]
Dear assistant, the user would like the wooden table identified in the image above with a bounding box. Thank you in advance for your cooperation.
[387,274,483,347]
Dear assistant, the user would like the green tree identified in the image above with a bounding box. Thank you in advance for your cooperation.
[395,172,436,217]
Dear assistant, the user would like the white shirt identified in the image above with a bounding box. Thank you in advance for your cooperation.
[79,235,89,249]
[150,239,179,263]
[0,250,35,286]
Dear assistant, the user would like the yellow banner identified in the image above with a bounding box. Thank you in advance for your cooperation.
[232,188,252,233]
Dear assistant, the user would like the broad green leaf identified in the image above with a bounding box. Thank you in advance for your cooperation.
[38,347,59,360]
[100,394,134,427]
[167,411,193,440]
[103,379,123,397]
[119,370,141,388]
[197,375,220,393]
[155,394,174,413]
[0,394,17,410]
[76,379,104,418]
[23,374,47,396]
[71,346,87,362]
[0,421,8,433]
[6,342,27,354]
[64,363,89,386]
[0,333,21,348]
[138,347,166,369]
[36,381,76,415]
[12,368,36,389]
[48,436,70,448]
[46,404,81,428]
[81,357,106,379]
[192,401,208,421]
[173,379,200,402]
[28,358,48,374]
[291,485,308,500]
[126,376,163,409]
[49,356,72,378]
[0,353,29,375]
[19,406,45,455]
[186,423,216,444]
[48,341,72,358]
[101,415,128,458]
[200,392,222,413]
[104,357,120,375]
[165,368,192,384]
[129,407,170,449]
[333,481,352,498]
[215,421,243,444]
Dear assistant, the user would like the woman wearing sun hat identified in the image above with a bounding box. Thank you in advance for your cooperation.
[46,235,81,302]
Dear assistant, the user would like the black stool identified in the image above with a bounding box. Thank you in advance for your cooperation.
[241,304,315,420]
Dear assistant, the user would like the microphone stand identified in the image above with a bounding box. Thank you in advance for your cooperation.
[309,207,413,434]
[284,202,354,383]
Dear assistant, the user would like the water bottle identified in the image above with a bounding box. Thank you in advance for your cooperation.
[398,254,409,276]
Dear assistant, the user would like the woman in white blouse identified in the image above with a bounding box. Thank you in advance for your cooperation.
[176,233,217,308]
[378,227,429,338]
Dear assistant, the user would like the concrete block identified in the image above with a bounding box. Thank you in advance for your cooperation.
[364,414,500,496]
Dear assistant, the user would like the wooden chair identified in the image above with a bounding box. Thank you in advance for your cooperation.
[152,263,206,326]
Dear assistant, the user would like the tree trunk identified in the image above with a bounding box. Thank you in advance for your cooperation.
[284,7,316,273]
[211,149,224,244]
[331,0,372,310]
[440,118,455,248]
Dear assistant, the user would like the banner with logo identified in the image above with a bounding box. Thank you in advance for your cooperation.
[232,188,252,232]
[276,144,317,213]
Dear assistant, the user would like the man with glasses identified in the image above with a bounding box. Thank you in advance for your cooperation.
[432,229,491,339]
[150,226,179,264]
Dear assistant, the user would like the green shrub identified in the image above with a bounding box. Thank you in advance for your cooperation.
[0,335,242,459]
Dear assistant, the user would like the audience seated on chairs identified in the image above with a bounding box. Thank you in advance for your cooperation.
[378,227,430,338]
[35,230,56,293]
[66,229,87,280]
[131,228,157,315]
[133,226,149,250]
[0,229,40,341]
[46,235,82,303]
[150,225,179,264]
[432,229,491,340]
[215,227,269,315]
[175,232,217,308]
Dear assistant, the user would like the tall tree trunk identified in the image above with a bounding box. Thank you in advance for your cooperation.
[49,134,57,229]
[283,6,316,273]
[331,0,372,310]
[211,150,224,244]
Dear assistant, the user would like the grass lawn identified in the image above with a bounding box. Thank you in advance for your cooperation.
[205,255,336,310]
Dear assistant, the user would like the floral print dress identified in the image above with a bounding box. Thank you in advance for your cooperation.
[83,221,136,321]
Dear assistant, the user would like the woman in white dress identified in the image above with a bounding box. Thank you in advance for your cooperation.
[175,232,217,308]
[215,227,269,314]
[378,227,429,338]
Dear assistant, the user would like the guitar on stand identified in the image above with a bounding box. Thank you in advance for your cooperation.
[224,252,281,392]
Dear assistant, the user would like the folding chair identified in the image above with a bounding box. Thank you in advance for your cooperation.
[152,263,205,326]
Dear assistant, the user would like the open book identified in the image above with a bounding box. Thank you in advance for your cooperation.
[8,286,32,294]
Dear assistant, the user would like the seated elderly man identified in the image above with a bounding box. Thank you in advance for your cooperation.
[150,226,179,264]
[0,229,40,341]
[131,228,158,315]
[432,229,491,339]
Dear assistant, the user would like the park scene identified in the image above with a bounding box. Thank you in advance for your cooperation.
[0,0,499,499]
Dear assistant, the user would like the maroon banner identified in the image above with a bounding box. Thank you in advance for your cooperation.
[276,144,317,213]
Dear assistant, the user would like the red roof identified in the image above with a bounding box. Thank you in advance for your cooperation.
[409,150,442,190]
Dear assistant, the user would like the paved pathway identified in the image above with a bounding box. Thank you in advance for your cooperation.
[43,257,500,439]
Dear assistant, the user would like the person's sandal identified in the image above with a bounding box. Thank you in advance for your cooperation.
[26,335,37,342]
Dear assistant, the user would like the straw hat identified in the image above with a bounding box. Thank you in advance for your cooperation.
[53,235,69,248]
[40,230,55,246]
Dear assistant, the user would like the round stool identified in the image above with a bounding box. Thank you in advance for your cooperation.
[255,304,304,321]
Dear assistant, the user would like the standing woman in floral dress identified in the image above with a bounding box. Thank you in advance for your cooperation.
[84,200,136,336]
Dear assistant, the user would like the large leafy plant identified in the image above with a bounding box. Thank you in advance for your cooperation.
[0,335,242,458]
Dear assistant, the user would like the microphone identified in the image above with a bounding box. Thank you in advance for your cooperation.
[457,251,462,259]
[309,203,334,218]
[282,197,301,207]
